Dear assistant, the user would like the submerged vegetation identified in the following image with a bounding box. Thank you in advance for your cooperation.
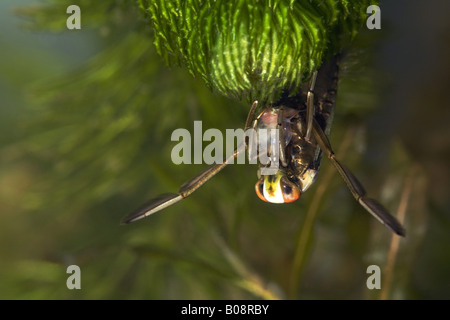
[0,0,449,299]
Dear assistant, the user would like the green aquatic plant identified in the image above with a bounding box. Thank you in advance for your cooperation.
[3,0,429,301]
[141,0,373,103]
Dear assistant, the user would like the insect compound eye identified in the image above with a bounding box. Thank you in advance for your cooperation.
[280,177,300,203]
[292,145,301,154]
[255,178,268,202]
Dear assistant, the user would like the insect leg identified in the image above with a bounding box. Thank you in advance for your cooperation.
[277,106,288,167]
[312,120,406,236]
[122,143,246,224]
[305,71,318,142]
[245,100,259,131]
[246,106,266,166]
[125,100,265,224]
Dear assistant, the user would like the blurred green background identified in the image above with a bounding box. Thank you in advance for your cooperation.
[0,0,449,299]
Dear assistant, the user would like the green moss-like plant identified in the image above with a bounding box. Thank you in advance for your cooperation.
[141,0,373,103]
[4,0,416,301]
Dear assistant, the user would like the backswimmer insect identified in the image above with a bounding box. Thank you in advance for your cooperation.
[122,55,406,237]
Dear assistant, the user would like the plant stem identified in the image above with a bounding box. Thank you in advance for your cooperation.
[379,165,416,300]
[288,126,355,299]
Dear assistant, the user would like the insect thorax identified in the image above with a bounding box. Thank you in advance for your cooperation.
[256,104,322,193]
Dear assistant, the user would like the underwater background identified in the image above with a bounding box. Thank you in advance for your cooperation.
[0,0,449,299]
